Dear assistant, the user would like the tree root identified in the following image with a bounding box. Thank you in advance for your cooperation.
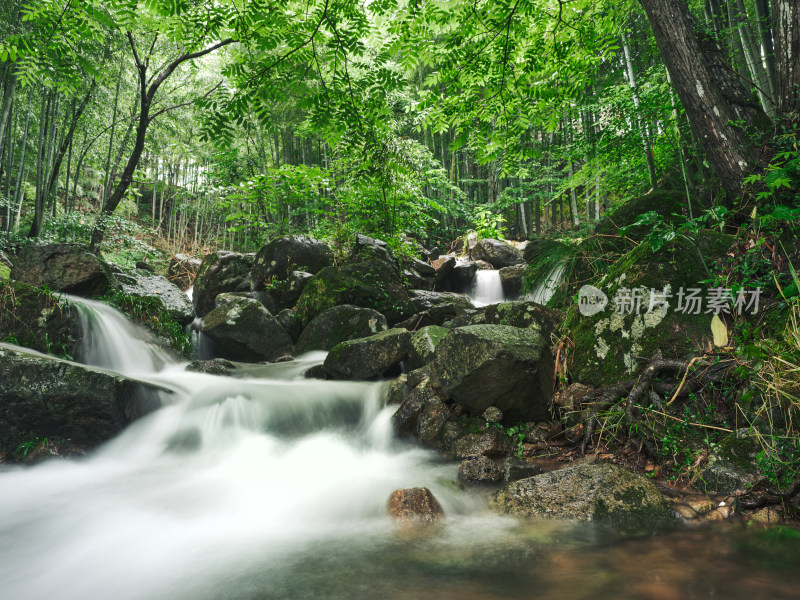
[579,356,733,455]
[737,480,800,510]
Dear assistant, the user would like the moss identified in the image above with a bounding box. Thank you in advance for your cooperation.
[596,190,688,244]
[565,231,733,386]
[0,264,9,281]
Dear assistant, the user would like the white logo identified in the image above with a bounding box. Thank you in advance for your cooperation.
[578,285,608,316]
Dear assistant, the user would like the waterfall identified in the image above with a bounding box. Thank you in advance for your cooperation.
[70,296,175,376]
[0,299,490,600]
[526,262,566,306]
[468,270,505,307]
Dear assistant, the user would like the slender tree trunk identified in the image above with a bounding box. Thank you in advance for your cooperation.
[730,0,777,119]
[0,70,17,175]
[622,29,658,188]
[29,90,51,237]
[753,0,777,99]
[11,88,32,231]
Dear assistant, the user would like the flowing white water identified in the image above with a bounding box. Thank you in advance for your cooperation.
[526,262,566,306]
[467,270,505,307]
[0,300,498,600]
[71,296,174,376]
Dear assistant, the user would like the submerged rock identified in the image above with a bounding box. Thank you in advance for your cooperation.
[470,239,522,268]
[185,358,237,376]
[200,297,292,362]
[0,343,166,458]
[387,487,444,524]
[492,461,674,528]
[295,305,387,353]
[459,456,503,484]
[432,325,554,422]
[11,243,112,296]
[193,251,254,317]
[324,328,411,380]
[250,236,332,289]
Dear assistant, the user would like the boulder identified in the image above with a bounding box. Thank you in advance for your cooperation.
[200,297,292,362]
[111,271,195,325]
[447,261,478,292]
[11,243,112,296]
[403,268,435,291]
[459,456,504,484]
[295,305,388,353]
[448,428,511,459]
[409,290,473,313]
[251,236,332,290]
[352,234,400,271]
[503,457,544,483]
[432,325,554,422]
[499,264,526,298]
[471,239,523,268]
[409,257,435,276]
[565,232,730,386]
[0,281,79,357]
[554,383,593,424]
[276,309,304,343]
[168,253,202,290]
[387,487,444,524]
[295,259,414,325]
[482,406,503,423]
[193,251,254,317]
[392,378,437,435]
[386,374,410,405]
[492,461,674,528]
[407,364,432,389]
[215,292,252,308]
[0,343,166,458]
[415,395,451,447]
[324,328,411,380]
[409,325,450,369]
[697,432,763,494]
[433,256,456,282]
[479,301,563,336]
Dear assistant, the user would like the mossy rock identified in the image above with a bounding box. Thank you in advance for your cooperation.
[432,324,554,422]
[0,343,166,458]
[409,325,450,369]
[295,259,414,326]
[492,461,674,529]
[596,191,689,246]
[0,263,9,281]
[0,281,79,358]
[200,297,292,362]
[11,243,113,296]
[295,304,388,353]
[565,231,732,386]
[696,432,763,494]
[324,328,412,380]
[193,251,254,317]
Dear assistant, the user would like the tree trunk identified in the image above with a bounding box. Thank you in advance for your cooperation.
[639,0,763,199]
[621,29,658,188]
[772,0,800,120]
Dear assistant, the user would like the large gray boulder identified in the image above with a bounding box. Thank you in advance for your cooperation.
[492,461,674,528]
[324,328,412,380]
[409,290,473,313]
[499,264,526,298]
[111,271,195,325]
[295,305,387,353]
[200,297,292,362]
[295,259,414,326]
[432,325,554,422]
[193,251,254,317]
[251,236,332,290]
[11,243,112,296]
[0,343,166,458]
[471,239,523,268]
[479,301,562,336]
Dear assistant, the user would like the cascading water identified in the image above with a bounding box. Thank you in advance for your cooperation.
[526,262,566,306]
[1,300,797,599]
[468,270,505,307]
[70,296,175,376]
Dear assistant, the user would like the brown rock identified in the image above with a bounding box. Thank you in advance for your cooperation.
[387,487,444,524]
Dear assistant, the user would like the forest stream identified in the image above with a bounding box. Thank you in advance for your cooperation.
[0,297,798,600]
